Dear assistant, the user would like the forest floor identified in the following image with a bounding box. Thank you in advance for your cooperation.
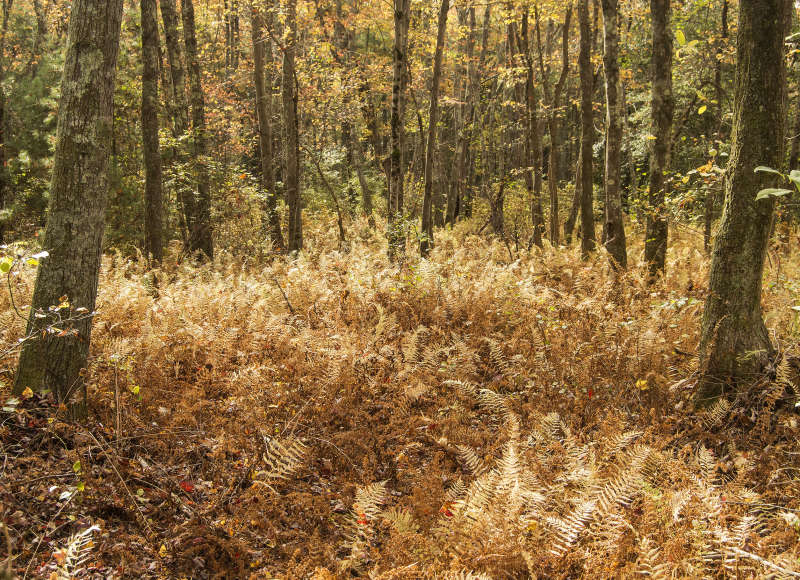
[1,220,800,579]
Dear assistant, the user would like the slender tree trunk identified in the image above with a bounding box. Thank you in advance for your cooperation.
[160,0,195,243]
[535,5,572,246]
[182,0,213,258]
[705,0,728,251]
[251,2,284,250]
[519,11,544,247]
[283,0,302,252]
[578,0,596,257]
[600,0,627,268]
[420,0,449,256]
[0,0,12,244]
[644,0,673,277]
[141,0,164,264]
[13,0,125,413]
[698,0,791,399]
[388,0,410,259]
[455,5,477,222]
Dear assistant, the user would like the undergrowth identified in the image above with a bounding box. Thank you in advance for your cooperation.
[1,220,799,578]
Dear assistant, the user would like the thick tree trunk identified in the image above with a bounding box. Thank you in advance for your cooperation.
[698,0,791,399]
[160,0,195,242]
[13,0,124,412]
[283,0,302,252]
[420,0,449,256]
[141,0,164,264]
[182,0,213,258]
[388,0,410,259]
[578,0,596,258]
[600,0,627,268]
[644,0,673,277]
[251,3,284,251]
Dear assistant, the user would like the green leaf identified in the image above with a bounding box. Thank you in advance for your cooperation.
[756,188,793,200]
[0,257,12,273]
[676,29,686,46]
[72,460,82,474]
[754,166,783,176]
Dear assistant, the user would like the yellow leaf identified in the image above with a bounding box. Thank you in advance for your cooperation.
[21,387,34,400]
[636,379,649,391]
[698,105,707,115]
[159,544,168,558]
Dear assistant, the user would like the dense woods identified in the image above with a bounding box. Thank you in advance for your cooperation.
[1,0,800,577]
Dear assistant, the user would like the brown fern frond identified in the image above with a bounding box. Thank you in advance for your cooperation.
[254,434,308,490]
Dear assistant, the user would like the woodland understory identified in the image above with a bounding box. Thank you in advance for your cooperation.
[1,222,799,579]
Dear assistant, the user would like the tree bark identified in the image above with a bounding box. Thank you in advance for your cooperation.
[644,0,673,277]
[182,0,214,258]
[578,0,596,257]
[251,2,284,250]
[160,0,195,243]
[698,0,791,399]
[0,0,12,244]
[420,0,449,256]
[600,0,627,268]
[518,11,544,248]
[13,0,124,412]
[705,0,728,251]
[535,5,572,246]
[388,0,410,259]
[283,0,302,252]
[141,0,164,264]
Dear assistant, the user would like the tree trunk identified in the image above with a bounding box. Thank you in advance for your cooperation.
[251,2,284,250]
[644,0,673,277]
[160,0,195,243]
[535,5,573,246]
[705,0,728,251]
[388,0,410,259]
[600,0,627,268]
[519,11,544,248]
[13,0,124,413]
[283,0,302,252]
[698,0,791,399]
[420,0,449,256]
[141,0,164,264]
[578,0,596,258]
[0,0,12,244]
[182,0,213,258]
[455,5,477,223]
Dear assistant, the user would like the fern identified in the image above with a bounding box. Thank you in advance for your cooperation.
[547,500,597,556]
[53,525,100,580]
[381,507,419,535]
[455,444,488,476]
[253,434,307,490]
[637,537,669,579]
[702,397,731,429]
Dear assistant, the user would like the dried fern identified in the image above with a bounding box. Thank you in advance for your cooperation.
[53,525,100,580]
[253,434,307,490]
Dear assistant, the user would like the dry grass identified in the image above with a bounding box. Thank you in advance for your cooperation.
[1,219,799,578]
